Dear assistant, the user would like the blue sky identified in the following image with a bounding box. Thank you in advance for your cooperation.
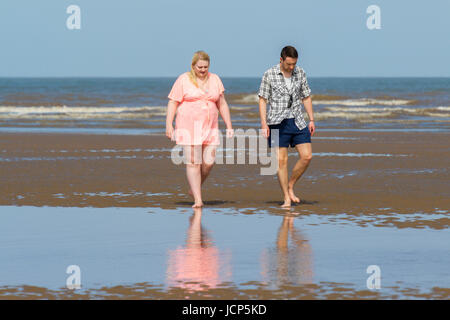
[0,0,449,77]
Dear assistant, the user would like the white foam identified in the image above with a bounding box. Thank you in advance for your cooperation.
[230,95,414,107]
[315,98,413,106]
[315,106,450,120]
[315,111,394,120]
[324,106,410,112]
[233,94,259,104]
[287,152,409,157]
[424,112,450,118]
[0,105,167,118]
[230,106,254,111]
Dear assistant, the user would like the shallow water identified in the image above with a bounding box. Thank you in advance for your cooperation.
[0,205,448,299]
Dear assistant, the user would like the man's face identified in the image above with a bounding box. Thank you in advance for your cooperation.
[280,56,298,73]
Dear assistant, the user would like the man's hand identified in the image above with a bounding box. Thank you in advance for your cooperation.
[261,123,270,138]
[308,120,315,136]
[302,96,315,137]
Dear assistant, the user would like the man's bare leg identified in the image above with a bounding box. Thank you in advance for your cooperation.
[288,143,312,203]
[276,147,291,207]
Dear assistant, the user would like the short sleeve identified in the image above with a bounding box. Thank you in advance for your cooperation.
[299,69,311,100]
[215,74,225,95]
[168,74,184,103]
[258,71,271,100]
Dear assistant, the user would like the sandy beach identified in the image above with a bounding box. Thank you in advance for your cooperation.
[1,130,448,217]
[0,129,449,299]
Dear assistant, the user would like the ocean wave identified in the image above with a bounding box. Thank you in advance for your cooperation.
[325,106,450,113]
[315,98,414,106]
[0,104,448,123]
[358,119,450,124]
[226,93,260,105]
[314,111,395,120]
[226,93,417,106]
[230,106,255,111]
[321,106,450,118]
[0,105,167,119]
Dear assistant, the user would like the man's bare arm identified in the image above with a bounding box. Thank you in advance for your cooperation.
[302,96,314,121]
[302,96,316,136]
[259,97,270,138]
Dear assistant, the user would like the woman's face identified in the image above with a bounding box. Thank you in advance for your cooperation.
[193,59,209,79]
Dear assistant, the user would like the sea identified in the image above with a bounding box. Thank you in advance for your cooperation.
[0,77,449,134]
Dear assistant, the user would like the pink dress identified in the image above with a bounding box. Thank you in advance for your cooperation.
[168,72,224,146]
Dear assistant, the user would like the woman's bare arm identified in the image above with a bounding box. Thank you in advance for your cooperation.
[166,99,179,139]
[217,94,232,130]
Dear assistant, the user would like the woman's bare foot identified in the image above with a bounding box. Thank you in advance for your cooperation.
[281,197,291,208]
[288,187,300,203]
[192,201,204,208]
[188,189,203,207]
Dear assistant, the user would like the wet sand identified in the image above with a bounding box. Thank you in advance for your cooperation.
[0,130,449,299]
[0,130,448,216]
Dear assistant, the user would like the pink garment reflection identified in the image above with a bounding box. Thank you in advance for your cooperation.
[166,208,231,292]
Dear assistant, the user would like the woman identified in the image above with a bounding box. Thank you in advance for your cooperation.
[166,51,233,208]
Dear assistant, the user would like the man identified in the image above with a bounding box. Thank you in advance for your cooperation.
[258,46,315,208]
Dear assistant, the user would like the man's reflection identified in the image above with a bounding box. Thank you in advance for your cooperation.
[166,207,231,292]
[261,215,313,287]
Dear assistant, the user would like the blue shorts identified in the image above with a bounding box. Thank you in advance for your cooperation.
[268,118,311,148]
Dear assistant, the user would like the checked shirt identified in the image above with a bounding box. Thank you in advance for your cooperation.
[258,64,311,130]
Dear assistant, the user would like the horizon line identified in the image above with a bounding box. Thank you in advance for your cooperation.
[0,75,449,79]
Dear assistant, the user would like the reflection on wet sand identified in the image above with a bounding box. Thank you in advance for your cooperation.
[261,216,313,288]
[0,206,448,299]
[166,208,231,292]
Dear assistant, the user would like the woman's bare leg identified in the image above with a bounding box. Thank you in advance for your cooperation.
[201,144,216,182]
[184,145,203,207]
[188,144,217,201]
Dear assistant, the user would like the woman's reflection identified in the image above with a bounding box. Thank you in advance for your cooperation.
[261,215,313,287]
[166,207,231,292]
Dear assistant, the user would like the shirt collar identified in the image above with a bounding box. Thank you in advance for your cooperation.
[276,64,298,76]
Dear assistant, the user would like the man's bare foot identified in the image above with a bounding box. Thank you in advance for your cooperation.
[281,198,291,208]
[192,201,204,208]
[288,187,300,203]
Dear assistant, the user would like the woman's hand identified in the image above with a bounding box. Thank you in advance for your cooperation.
[166,99,179,141]
[226,128,234,138]
[166,123,174,140]
[217,94,234,139]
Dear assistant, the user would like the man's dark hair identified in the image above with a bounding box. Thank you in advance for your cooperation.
[281,46,298,60]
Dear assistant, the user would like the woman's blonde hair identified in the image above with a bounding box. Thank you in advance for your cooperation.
[188,51,210,87]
